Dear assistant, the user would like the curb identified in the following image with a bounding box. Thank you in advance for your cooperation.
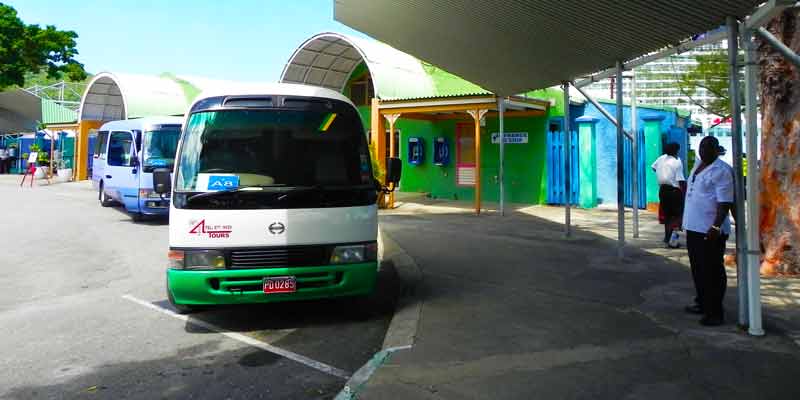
[335,228,423,400]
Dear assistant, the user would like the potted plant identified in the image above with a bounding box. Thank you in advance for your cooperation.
[369,142,389,208]
[28,144,49,178]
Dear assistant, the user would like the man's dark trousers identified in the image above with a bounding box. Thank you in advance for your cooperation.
[686,230,729,318]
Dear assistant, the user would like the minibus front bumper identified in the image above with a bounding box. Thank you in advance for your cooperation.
[166,262,378,305]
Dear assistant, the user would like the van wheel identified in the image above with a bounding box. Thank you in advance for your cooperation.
[131,213,145,222]
[167,285,198,314]
[99,184,113,207]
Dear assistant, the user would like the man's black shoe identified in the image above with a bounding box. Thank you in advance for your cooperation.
[700,315,724,326]
[684,304,703,315]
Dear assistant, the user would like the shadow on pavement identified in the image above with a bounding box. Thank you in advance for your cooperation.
[362,207,800,399]
[4,341,345,400]
[156,262,401,374]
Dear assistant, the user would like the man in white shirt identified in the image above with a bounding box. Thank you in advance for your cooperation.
[651,142,686,246]
[682,136,734,326]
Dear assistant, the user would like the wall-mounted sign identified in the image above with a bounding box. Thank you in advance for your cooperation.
[491,132,528,144]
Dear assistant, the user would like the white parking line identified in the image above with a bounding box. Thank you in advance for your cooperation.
[121,294,351,379]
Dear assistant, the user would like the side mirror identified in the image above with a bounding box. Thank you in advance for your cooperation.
[152,168,172,194]
[385,157,402,185]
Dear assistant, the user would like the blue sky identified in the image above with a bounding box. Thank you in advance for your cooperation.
[6,0,368,82]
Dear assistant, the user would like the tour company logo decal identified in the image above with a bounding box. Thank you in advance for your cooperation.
[268,222,286,235]
[189,219,233,239]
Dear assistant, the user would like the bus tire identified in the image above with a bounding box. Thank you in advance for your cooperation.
[99,184,113,207]
[131,213,144,222]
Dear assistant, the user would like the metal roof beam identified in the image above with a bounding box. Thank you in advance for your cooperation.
[574,29,728,88]
[296,48,362,62]
[756,26,800,68]
[744,0,798,30]
[571,82,633,141]
[289,64,354,75]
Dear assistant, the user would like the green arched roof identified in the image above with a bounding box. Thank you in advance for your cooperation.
[78,72,236,122]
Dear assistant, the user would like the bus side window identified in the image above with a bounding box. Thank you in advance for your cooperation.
[95,131,109,159]
[107,131,134,167]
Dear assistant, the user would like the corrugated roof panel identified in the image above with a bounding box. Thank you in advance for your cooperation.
[335,0,763,95]
[41,99,78,124]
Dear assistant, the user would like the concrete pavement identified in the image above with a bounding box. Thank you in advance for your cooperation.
[0,175,399,399]
[356,196,800,399]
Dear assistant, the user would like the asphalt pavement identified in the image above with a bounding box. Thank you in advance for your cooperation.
[0,175,399,400]
[355,199,800,399]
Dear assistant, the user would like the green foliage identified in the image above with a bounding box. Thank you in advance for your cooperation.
[673,49,744,118]
[29,143,49,165]
[0,3,87,90]
[369,141,385,184]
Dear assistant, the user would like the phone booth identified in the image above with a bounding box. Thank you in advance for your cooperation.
[433,137,450,166]
[407,137,425,165]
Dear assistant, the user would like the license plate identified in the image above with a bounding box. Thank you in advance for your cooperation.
[263,276,296,294]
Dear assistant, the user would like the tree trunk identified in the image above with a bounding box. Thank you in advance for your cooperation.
[759,9,800,275]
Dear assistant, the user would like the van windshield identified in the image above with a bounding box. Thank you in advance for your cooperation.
[174,104,375,209]
[142,128,181,172]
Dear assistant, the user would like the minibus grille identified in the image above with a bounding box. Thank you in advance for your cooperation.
[229,246,329,268]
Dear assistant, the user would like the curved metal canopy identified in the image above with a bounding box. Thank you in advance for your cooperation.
[334,0,764,95]
[78,72,237,122]
[280,32,437,100]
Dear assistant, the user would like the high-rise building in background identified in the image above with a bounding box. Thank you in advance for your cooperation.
[584,40,729,130]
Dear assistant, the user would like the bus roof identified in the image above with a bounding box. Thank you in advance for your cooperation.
[189,82,356,112]
[99,116,184,132]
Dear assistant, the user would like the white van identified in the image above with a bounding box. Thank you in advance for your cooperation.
[91,117,183,220]
[155,83,400,313]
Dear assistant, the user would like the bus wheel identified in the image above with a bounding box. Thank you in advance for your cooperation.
[131,213,144,222]
[99,184,113,207]
[167,285,198,314]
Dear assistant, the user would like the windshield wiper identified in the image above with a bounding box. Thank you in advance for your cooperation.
[185,185,286,203]
[275,184,376,201]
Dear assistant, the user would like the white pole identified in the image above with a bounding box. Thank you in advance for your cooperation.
[742,27,764,336]
[728,16,749,328]
[616,63,625,259]
[631,71,640,238]
[498,97,506,216]
[563,82,572,237]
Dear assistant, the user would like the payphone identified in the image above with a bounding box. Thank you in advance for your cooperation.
[407,137,425,165]
[433,137,450,166]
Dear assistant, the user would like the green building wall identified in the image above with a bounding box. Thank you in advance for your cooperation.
[356,109,549,205]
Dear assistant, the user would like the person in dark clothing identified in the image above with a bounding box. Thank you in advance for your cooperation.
[682,136,734,326]
[652,142,686,247]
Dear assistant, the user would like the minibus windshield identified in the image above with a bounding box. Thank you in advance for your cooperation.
[142,128,181,172]
[174,105,374,209]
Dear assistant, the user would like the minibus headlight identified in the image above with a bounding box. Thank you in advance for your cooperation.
[330,243,377,264]
[183,250,227,270]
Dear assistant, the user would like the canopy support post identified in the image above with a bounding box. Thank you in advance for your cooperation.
[384,113,401,209]
[742,26,765,336]
[631,71,640,238]
[615,62,625,259]
[728,16,749,329]
[562,82,572,237]
[498,97,506,216]
[467,109,487,215]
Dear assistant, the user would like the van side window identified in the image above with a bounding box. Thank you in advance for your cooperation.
[95,131,109,159]
[107,131,134,167]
